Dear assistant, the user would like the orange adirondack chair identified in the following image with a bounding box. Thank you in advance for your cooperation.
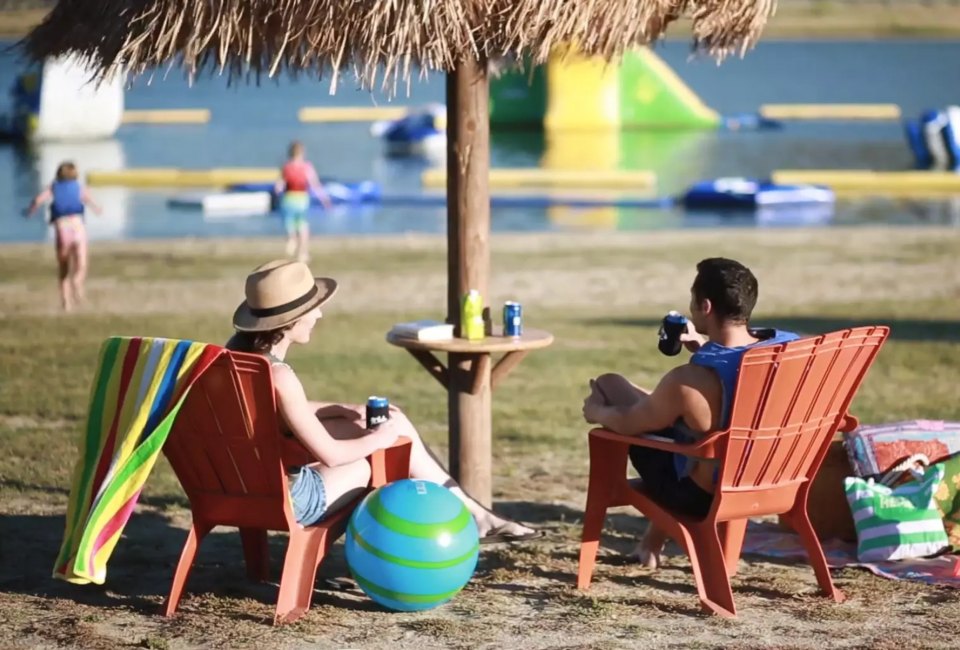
[162,348,411,624]
[577,326,889,617]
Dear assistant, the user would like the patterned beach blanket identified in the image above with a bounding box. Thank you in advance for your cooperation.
[53,337,222,584]
[845,420,960,478]
[742,521,960,588]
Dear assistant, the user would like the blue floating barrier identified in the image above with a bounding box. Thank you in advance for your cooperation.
[228,179,382,208]
[720,113,783,132]
[376,194,675,210]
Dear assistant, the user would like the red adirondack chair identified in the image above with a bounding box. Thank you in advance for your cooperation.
[162,348,411,624]
[577,326,889,617]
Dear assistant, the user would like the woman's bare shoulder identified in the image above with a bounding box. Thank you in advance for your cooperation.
[270,362,302,392]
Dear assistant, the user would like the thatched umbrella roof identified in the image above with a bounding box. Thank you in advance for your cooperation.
[24,0,774,88]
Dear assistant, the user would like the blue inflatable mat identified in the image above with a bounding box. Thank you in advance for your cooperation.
[682,178,835,210]
[383,114,441,143]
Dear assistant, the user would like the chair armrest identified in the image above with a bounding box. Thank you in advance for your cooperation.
[589,427,724,459]
[280,435,411,488]
[279,435,315,468]
[369,437,413,488]
[839,414,859,433]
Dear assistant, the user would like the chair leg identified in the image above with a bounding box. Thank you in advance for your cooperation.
[163,519,213,617]
[239,528,270,582]
[577,434,629,590]
[576,489,610,590]
[686,524,737,618]
[274,528,325,625]
[783,508,845,603]
[719,519,747,578]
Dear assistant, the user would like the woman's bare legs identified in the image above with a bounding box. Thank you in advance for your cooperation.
[311,458,371,516]
[593,373,667,569]
[315,403,536,538]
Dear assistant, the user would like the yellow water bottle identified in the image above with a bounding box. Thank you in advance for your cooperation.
[461,289,485,340]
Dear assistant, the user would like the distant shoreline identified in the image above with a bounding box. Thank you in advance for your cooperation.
[3,5,960,39]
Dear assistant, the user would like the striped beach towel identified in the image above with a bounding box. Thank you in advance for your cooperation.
[53,337,222,584]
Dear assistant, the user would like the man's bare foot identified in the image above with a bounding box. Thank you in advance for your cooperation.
[629,523,667,569]
[629,540,662,570]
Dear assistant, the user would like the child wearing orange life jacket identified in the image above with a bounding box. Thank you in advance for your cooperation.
[23,161,102,312]
[275,141,333,263]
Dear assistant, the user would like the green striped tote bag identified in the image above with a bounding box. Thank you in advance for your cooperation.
[844,464,949,562]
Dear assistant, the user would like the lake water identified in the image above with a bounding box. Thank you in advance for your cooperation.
[1,39,959,243]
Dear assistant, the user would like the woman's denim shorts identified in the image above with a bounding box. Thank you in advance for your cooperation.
[288,466,328,526]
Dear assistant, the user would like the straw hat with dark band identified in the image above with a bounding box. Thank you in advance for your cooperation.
[233,260,338,332]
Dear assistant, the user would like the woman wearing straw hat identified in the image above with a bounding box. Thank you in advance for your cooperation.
[227,260,539,543]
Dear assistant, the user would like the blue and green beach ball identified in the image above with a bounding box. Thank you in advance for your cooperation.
[344,479,480,612]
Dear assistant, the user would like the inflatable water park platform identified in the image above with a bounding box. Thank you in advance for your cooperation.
[84,163,959,211]
[107,165,839,219]
[8,53,957,224]
[2,49,914,146]
[307,47,909,149]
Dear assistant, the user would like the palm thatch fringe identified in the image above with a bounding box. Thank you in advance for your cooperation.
[23,0,775,90]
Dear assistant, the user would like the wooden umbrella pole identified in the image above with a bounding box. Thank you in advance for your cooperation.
[446,55,492,507]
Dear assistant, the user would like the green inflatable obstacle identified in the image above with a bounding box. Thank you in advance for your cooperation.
[490,47,719,130]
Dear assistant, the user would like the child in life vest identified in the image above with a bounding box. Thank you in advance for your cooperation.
[275,141,333,263]
[23,161,102,312]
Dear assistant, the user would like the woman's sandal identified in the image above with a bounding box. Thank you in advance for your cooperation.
[479,524,545,545]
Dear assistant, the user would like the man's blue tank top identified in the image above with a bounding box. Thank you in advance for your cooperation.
[672,329,800,479]
[50,180,84,220]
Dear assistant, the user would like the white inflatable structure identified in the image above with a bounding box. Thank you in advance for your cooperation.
[168,191,273,216]
[8,57,124,142]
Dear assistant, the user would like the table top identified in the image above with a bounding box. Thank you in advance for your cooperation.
[386,327,554,353]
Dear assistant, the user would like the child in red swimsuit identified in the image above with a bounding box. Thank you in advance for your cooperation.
[275,141,332,263]
[23,162,102,312]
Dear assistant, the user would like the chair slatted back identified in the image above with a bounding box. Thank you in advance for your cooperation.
[714,326,889,519]
[164,350,291,530]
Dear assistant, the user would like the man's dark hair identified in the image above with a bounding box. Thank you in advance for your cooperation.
[691,258,758,323]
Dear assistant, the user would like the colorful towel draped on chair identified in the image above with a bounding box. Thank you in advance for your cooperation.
[53,336,223,584]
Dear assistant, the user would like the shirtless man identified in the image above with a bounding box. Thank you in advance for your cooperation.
[582,257,798,568]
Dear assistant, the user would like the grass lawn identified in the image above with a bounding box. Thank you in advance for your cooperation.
[1,227,959,648]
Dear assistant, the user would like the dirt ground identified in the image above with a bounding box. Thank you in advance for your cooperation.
[2,498,960,649]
